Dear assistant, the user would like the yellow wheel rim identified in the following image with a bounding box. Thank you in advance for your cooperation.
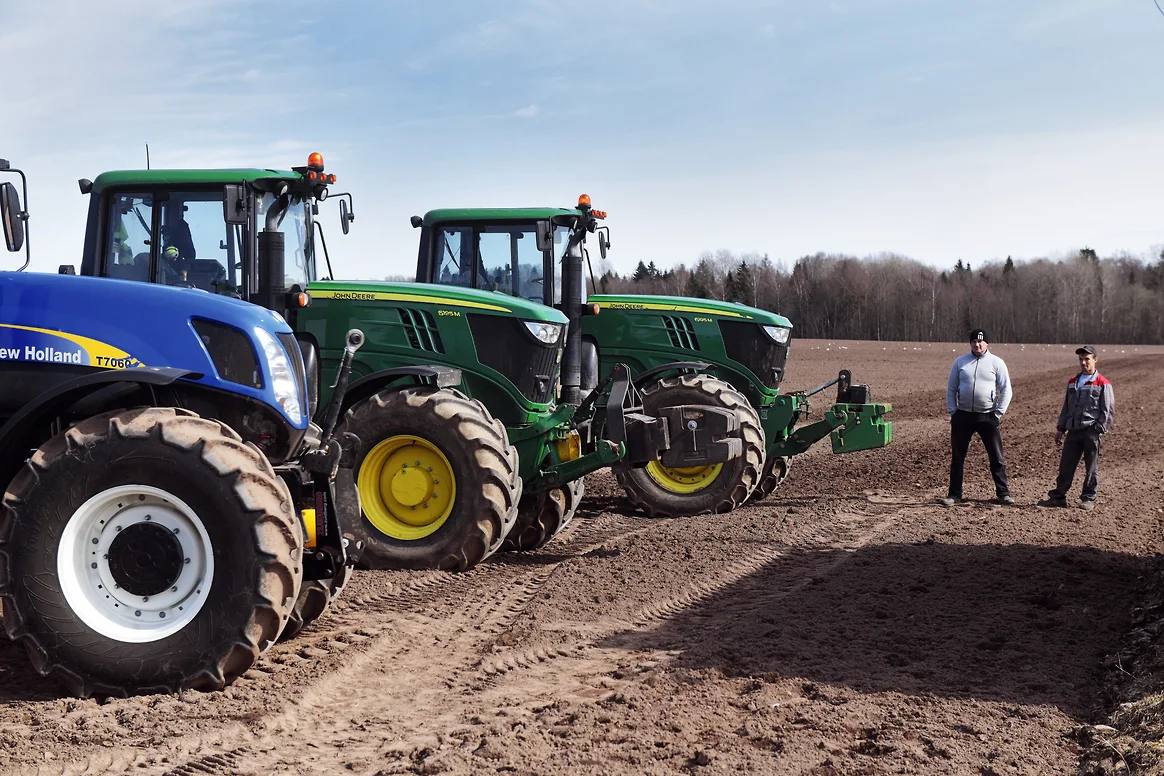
[358,435,457,540]
[645,461,723,494]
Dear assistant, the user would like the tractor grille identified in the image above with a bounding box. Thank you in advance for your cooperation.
[399,308,444,353]
[468,315,560,405]
[192,318,262,388]
[718,320,789,388]
[661,316,699,350]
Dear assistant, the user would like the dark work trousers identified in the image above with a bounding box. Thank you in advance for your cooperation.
[948,410,1009,499]
[1049,429,1101,502]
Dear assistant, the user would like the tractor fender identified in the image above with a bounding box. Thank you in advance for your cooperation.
[341,365,463,413]
[0,367,197,488]
[631,361,713,390]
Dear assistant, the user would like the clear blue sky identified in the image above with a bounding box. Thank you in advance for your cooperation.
[4,0,1163,278]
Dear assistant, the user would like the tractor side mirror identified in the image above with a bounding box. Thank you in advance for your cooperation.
[1,182,24,252]
[339,198,353,235]
[597,228,609,259]
[223,185,247,225]
[535,221,552,252]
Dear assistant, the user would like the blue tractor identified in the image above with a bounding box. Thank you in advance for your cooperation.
[0,161,362,697]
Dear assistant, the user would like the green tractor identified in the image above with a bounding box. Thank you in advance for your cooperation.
[72,155,744,570]
[412,196,893,512]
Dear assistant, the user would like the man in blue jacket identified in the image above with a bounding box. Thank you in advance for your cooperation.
[1037,345,1115,511]
[941,328,1014,506]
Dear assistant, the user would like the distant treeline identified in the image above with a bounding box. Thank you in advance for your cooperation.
[595,248,1164,344]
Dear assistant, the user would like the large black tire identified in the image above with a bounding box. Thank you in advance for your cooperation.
[336,388,520,571]
[0,407,301,698]
[750,454,792,501]
[279,564,353,642]
[502,477,586,552]
[614,375,764,516]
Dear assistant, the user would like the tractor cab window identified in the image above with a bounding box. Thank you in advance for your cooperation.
[257,193,313,291]
[156,191,235,294]
[476,225,543,299]
[434,226,473,288]
[104,193,154,282]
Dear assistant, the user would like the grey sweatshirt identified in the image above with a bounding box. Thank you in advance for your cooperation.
[946,351,1012,416]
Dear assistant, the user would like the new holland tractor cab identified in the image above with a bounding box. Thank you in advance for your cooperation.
[73,154,744,570]
[413,197,893,512]
[0,160,363,697]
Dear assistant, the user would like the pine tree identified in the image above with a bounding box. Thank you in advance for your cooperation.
[723,270,739,302]
[735,261,755,306]
[647,260,660,278]
[632,260,649,282]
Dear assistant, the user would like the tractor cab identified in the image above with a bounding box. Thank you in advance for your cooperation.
[75,153,350,326]
[414,195,608,312]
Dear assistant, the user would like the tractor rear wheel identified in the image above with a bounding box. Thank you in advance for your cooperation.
[336,388,520,571]
[0,407,301,697]
[751,454,792,501]
[502,477,585,552]
[279,565,352,642]
[614,375,764,516]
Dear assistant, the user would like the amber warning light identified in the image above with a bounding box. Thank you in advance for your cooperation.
[577,193,591,208]
[307,152,325,171]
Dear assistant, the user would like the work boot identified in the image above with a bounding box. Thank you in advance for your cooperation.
[1080,500,1096,511]
[1037,497,1068,508]
[938,497,966,507]
[994,495,1015,506]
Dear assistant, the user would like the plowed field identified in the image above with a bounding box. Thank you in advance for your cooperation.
[3,340,1162,775]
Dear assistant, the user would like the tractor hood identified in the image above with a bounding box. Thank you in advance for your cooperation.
[589,294,792,328]
[0,271,306,427]
[306,280,568,324]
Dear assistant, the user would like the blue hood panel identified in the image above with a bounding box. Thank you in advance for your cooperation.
[0,272,305,428]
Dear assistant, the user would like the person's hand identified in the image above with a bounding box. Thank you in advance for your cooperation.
[1054,430,1064,447]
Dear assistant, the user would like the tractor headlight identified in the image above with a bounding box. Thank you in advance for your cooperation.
[523,320,563,345]
[254,328,304,425]
[762,325,791,345]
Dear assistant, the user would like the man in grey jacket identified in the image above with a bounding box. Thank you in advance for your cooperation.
[941,328,1014,506]
[1037,345,1114,511]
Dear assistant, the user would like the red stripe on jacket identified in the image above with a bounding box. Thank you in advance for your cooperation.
[1066,372,1110,386]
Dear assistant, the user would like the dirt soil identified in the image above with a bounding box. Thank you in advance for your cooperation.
[2,340,1163,776]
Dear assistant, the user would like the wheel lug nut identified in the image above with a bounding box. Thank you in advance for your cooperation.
[91,538,99,545]
[134,610,141,617]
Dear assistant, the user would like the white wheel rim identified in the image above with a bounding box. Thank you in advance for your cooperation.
[57,485,214,643]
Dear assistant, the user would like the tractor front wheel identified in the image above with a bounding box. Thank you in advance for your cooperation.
[502,477,585,552]
[614,375,764,516]
[0,407,301,697]
[279,565,353,642]
[751,455,792,501]
[336,388,520,571]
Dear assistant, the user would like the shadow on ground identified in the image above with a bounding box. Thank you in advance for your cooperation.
[601,540,1146,718]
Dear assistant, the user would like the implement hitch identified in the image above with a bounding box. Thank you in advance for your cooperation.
[771,370,893,457]
[289,328,366,580]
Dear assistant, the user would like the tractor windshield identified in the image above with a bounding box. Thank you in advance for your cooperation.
[432,223,544,301]
[257,193,313,290]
